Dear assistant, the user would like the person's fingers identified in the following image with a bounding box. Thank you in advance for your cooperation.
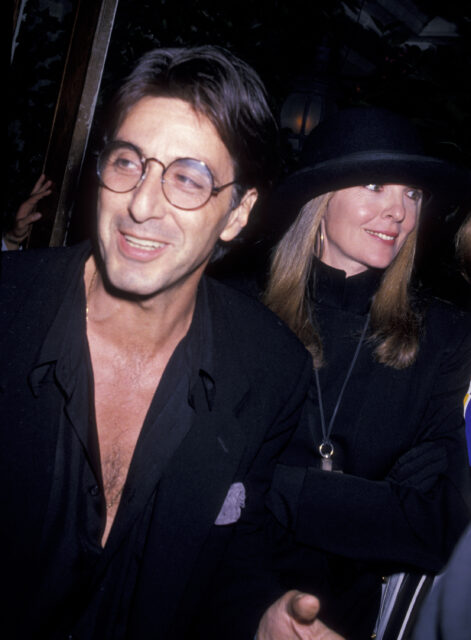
[288,592,321,625]
[10,212,42,242]
[31,173,47,192]
[31,174,53,195]
[15,201,43,222]
[15,183,52,223]
[257,590,346,640]
[15,211,42,229]
[26,188,52,206]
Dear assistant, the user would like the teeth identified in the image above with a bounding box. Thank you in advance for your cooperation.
[366,230,395,241]
[124,234,165,250]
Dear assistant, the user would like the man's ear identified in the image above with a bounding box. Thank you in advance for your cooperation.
[219,188,258,242]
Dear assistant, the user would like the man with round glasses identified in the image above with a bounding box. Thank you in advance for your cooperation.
[97,141,237,210]
[0,45,330,639]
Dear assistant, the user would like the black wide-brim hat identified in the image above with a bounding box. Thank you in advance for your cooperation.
[274,107,471,227]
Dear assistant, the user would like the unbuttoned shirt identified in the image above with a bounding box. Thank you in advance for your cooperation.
[26,249,217,639]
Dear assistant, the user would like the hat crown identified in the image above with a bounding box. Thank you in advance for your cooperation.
[301,107,426,167]
[269,106,471,237]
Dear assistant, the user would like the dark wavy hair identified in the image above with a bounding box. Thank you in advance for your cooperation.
[102,45,279,202]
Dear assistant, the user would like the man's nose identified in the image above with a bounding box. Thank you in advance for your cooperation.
[128,160,168,222]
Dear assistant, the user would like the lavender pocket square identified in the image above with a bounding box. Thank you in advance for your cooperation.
[215,482,246,525]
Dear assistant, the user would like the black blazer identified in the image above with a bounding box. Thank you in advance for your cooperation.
[0,243,312,640]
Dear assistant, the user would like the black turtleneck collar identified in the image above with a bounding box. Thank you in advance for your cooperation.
[310,258,384,315]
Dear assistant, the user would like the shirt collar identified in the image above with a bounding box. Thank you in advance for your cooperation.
[29,243,91,397]
[29,246,217,407]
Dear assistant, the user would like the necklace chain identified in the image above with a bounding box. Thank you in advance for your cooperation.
[312,313,370,466]
[86,269,98,320]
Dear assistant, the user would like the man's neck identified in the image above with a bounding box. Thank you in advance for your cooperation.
[84,256,197,356]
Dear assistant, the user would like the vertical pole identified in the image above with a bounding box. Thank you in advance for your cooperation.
[27,0,120,248]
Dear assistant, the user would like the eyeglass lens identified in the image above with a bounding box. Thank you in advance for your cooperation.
[98,143,216,210]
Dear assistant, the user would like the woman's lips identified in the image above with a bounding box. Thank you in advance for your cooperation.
[364,229,397,244]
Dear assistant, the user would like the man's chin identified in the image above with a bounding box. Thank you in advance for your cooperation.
[100,269,163,301]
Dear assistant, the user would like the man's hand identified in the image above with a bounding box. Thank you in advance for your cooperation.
[257,590,345,640]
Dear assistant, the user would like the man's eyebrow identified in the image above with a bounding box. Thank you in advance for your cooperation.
[109,138,232,185]
[112,138,143,154]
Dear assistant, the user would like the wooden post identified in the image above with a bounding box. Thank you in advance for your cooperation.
[27,0,119,248]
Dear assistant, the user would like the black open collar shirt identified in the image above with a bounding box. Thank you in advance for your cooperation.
[27,245,217,639]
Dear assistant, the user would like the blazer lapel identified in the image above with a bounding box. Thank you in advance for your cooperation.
[128,287,253,635]
[127,401,247,636]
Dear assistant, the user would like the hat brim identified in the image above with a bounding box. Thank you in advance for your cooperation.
[270,151,471,235]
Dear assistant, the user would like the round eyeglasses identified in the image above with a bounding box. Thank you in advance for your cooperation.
[97,141,237,210]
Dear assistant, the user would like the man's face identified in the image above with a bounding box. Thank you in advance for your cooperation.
[96,96,257,299]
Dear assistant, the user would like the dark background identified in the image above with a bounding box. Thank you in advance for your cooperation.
[7,0,471,302]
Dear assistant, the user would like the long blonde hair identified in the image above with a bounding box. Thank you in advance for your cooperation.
[263,192,421,369]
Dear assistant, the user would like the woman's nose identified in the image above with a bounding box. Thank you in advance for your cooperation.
[382,188,406,222]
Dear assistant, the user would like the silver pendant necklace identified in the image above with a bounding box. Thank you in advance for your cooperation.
[313,314,370,471]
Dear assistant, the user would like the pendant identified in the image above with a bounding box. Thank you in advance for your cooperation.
[321,457,334,471]
[318,441,343,473]
[319,441,334,458]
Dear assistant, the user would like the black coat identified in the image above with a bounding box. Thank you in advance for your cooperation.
[0,243,312,640]
[266,262,471,639]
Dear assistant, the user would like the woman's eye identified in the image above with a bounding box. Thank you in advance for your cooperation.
[406,188,422,202]
[365,184,382,192]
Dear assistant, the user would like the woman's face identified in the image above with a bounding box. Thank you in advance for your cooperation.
[321,184,422,276]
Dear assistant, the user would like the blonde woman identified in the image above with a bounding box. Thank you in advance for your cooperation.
[262,108,471,640]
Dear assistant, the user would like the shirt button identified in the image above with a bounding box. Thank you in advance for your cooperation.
[89,484,100,497]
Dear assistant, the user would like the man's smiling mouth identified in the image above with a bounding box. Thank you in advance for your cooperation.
[123,233,167,250]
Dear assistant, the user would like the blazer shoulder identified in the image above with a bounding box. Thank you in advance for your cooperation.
[0,242,90,317]
[1,242,88,285]
[205,276,311,366]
